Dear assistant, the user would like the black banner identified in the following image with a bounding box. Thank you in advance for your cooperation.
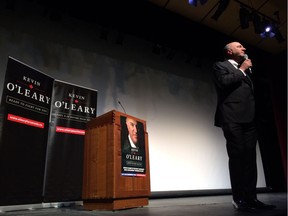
[43,80,97,202]
[0,57,54,205]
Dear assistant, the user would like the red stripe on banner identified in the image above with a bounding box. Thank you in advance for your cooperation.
[7,113,44,128]
[121,173,146,177]
[56,126,85,135]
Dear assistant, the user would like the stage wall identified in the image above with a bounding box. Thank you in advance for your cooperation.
[0,19,266,193]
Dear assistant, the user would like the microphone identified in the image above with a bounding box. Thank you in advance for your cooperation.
[243,54,252,74]
[118,100,126,114]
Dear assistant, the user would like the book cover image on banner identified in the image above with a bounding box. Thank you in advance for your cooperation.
[0,57,54,205]
[43,80,97,202]
[121,115,146,177]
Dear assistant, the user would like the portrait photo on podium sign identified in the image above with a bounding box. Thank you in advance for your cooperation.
[120,115,146,177]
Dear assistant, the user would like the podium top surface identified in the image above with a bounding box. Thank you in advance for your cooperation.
[86,110,147,130]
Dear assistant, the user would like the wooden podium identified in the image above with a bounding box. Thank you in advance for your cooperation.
[82,110,150,210]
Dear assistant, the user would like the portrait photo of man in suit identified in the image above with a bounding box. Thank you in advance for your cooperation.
[123,117,139,152]
[120,116,146,176]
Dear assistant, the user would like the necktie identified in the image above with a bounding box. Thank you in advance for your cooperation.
[245,74,253,90]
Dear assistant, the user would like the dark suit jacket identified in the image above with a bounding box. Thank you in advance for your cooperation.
[212,60,255,127]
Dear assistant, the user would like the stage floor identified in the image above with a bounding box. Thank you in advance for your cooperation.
[0,192,286,216]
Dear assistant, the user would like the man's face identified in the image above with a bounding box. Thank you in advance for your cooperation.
[126,118,138,144]
[227,42,246,59]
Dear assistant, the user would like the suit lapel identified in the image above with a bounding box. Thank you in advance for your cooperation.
[225,60,254,91]
[245,74,254,91]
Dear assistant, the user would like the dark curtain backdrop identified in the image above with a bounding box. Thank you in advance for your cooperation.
[254,51,287,191]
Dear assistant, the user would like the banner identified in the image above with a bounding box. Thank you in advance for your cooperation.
[0,57,54,205]
[121,115,146,177]
[43,80,97,202]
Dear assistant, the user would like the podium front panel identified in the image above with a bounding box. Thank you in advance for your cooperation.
[82,110,150,210]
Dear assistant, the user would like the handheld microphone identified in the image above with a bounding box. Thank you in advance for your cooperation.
[243,54,252,74]
[118,100,126,114]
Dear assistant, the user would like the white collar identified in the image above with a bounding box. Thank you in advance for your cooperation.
[228,59,238,68]
[128,135,137,148]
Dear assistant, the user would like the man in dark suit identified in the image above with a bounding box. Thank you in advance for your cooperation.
[212,42,275,211]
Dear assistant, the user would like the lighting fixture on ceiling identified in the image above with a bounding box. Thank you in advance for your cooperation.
[211,0,230,21]
[260,20,275,38]
[188,0,208,7]
[236,1,285,43]
[239,6,250,29]
[252,12,262,34]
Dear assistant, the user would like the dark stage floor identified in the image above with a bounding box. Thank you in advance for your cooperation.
[0,192,286,216]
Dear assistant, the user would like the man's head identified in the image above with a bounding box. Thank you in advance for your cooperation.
[223,42,246,62]
[126,117,138,144]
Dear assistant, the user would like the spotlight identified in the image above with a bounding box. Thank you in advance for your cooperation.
[239,6,250,29]
[188,0,197,6]
[188,0,208,7]
[252,12,262,34]
[260,21,275,38]
[211,0,230,21]
[235,0,285,42]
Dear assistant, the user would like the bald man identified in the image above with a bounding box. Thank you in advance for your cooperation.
[212,42,275,210]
